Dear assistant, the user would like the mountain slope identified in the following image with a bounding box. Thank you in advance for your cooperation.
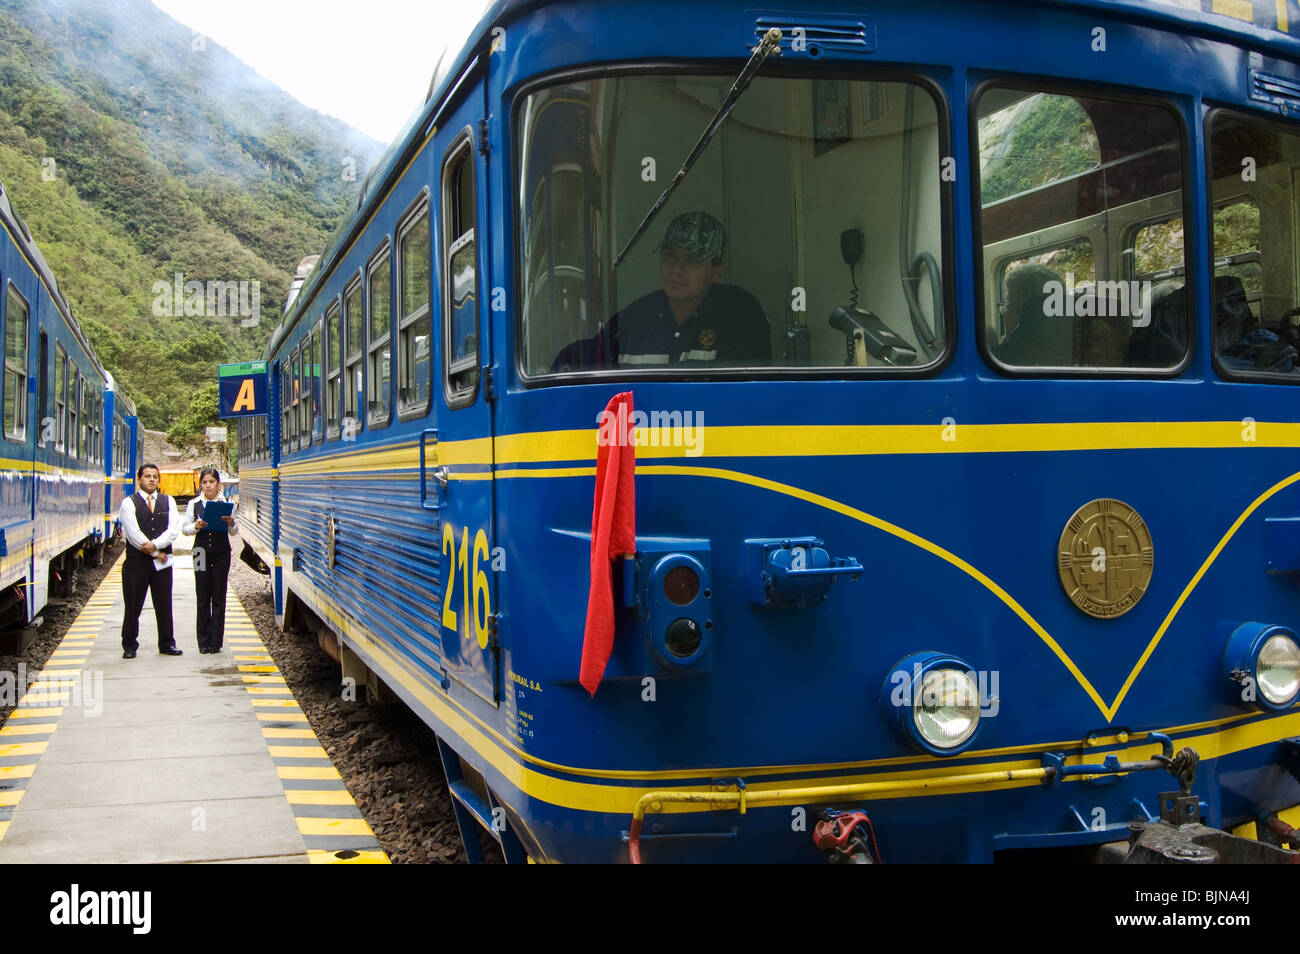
[0,0,385,429]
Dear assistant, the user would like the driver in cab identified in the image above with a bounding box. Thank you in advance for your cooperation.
[553,211,771,370]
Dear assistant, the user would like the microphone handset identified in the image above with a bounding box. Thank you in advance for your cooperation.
[828,305,918,367]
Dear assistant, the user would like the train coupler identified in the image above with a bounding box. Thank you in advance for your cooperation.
[813,808,880,864]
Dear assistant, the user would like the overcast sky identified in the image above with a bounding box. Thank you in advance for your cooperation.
[150,0,490,144]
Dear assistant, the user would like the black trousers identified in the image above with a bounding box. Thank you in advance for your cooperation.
[195,546,231,651]
[121,553,175,651]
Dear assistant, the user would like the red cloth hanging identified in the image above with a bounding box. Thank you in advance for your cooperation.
[580,391,636,696]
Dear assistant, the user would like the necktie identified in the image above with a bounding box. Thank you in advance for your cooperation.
[147,494,155,514]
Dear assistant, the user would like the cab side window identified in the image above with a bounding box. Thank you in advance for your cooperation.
[442,137,479,404]
[4,286,28,440]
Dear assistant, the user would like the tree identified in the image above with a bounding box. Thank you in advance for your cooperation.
[167,380,220,449]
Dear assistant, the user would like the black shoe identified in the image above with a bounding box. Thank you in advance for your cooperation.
[159,646,183,656]
[199,648,212,654]
[123,650,136,659]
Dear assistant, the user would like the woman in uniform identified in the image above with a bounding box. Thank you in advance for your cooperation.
[181,466,236,653]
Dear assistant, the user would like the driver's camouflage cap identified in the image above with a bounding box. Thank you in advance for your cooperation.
[656,210,727,263]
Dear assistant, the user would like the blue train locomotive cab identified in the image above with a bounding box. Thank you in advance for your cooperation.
[260,0,1300,863]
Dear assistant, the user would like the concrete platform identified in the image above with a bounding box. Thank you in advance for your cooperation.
[0,543,388,864]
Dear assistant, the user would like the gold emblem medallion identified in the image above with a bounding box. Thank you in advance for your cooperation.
[1057,498,1153,619]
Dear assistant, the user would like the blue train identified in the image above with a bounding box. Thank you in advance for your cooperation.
[238,0,1300,862]
[0,178,141,628]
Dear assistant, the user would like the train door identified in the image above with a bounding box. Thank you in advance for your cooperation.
[430,74,498,706]
[30,326,47,618]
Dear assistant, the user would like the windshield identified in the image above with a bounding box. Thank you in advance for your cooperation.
[517,74,947,376]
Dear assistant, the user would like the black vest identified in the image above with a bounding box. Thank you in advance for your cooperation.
[192,498,232,554]
[128,493,173,563]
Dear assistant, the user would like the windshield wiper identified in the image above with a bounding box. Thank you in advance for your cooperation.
[613,27,783,268]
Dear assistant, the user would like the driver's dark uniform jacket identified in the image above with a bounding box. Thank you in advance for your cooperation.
[608,284,771,366]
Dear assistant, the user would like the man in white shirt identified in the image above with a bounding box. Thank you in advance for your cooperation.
[119,463,183,658]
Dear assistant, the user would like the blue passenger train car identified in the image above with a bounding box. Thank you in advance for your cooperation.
[0,178,139,623]
[243,0,1300,862]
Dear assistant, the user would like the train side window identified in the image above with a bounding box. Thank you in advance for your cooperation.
[367,244,393,428]
[326,299,341,439]
[290,348,301,453]
[1208,111,1300,380]
[344,275,364,436]
[298,341,310,449]
[442,136,478,404]
[281,360,292,456]
[397,195,432,418]
[4,285,28,440]
[54,343,66,453]
[976,88,1186,371]
[78,373,87,459]
[68,370,78,459]
[310,319,323,444]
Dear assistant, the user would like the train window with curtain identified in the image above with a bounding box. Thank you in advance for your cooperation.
[297,341,309,448]
[1208,112,1300,380]
[310,319,323,443]
[326,299,341,439]
[368,244,392,427]
[344,276,364,435]
[68,370,78,459]
[290,348,301,452]
[517,76,949,377]
[4,285,27,439]
[281,359,292,456]
[442,136,478,402]
[54,342,66,453]
[398,195,432,416]
[976,88,1186,371]
[79,372,87,458]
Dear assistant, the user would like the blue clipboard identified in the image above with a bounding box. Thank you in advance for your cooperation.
[201,500,234,532]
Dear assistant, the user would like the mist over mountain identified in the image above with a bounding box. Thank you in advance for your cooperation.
[0,0,385,431]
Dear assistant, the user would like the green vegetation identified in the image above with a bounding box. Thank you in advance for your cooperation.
[980,94,1100,205]
[0,0,383,433]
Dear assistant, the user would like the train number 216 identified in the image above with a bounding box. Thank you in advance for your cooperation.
[441,523,492,649]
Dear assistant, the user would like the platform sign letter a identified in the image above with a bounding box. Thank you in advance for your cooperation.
[232,378,256,413]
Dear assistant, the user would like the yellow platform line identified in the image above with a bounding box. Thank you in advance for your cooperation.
[286,789,356,806]
[0,742,48,757]
[0,790,23,807]
[296,817,375,838]
[307,849,389,864]
[0,766,35,779]
[269,745,328,759]
[257,710,308,722]
[263,728,317,739]
[7,708,62,719]
[0,723,57,736]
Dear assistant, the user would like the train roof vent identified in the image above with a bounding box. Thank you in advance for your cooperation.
[754,14,875,55]
[1249,69,1300,113]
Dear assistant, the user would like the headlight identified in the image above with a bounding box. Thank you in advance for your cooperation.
[1257,633,1300,706]
[914,668,981,749]
[883,652,985,756]
[1223,623,1300,711]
